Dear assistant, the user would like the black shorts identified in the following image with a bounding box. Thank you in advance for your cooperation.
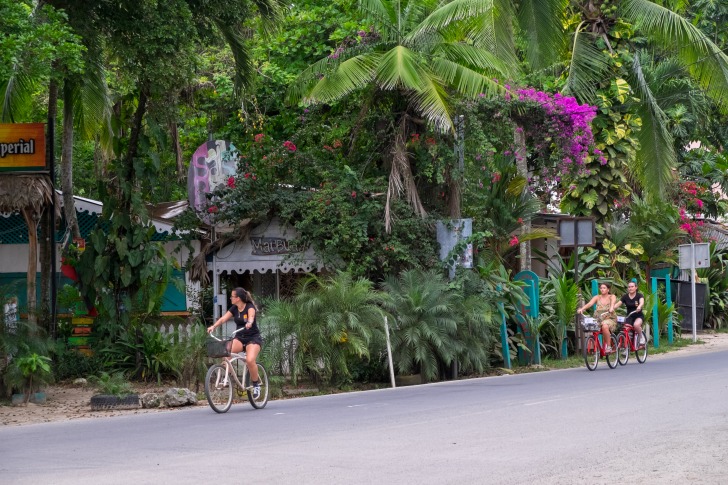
[236,334,263,349]
[625,312,644,325]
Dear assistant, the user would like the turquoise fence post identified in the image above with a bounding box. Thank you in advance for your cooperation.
[496,285,511,370]
[561,326,568,360]
[591,279,598,299]
[652,277,660,349]
[666,277,673,344]
[529,285,541,366]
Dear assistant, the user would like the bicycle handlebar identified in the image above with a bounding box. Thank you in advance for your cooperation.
[208,326,245,341]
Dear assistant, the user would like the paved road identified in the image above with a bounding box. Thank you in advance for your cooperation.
[2,351,727,484]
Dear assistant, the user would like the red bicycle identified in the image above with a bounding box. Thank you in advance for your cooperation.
[582,313,619,371]
[616,311,649,365]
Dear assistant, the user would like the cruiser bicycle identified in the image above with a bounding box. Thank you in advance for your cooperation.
[204,328,269,413]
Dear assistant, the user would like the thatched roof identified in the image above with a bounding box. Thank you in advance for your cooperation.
[0,174,56,214]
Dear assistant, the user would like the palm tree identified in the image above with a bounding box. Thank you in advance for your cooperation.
[288,0,512,231]
[380,268,460,382]
[554,0,728,199]
[263,271,385,385]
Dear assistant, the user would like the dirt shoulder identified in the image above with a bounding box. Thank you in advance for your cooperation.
[2,332,727,427]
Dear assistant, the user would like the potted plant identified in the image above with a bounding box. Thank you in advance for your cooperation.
[87,372,140,410]
[6,353,53,405]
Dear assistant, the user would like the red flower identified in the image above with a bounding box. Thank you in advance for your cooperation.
[208,206,219,214]
[226,176,236,189]
[333,139,343,148]
[283,140,297,152]
[517,218,524,224]
[425,137,436,146]
[509,235,519,247]
[492,172,502,183]
[254,133,264,143]
[351,191,357,198]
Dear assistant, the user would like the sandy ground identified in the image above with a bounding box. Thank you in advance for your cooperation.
[2,332,727,427]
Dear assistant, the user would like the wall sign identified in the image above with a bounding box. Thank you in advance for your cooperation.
[186,140,238,220]
[250,236,304,255]
[0,123,47,172]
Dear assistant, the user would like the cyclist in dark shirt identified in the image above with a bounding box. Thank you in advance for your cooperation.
[207,287,263,398]
[611,279,646,347]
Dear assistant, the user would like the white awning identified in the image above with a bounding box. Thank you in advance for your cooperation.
[208,218,323,275]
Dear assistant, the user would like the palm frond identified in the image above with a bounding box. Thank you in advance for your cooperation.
[406,0,497,41]
[303,54,380,105]
[562,28,611,104]
[465,0,518,70]
[1,71,35,123]
[359,0,398,33]
[517,0,568,69]
[215,22,255,93]
[629,53,676,200]
[434,43,511,77]
[621,0,728,109]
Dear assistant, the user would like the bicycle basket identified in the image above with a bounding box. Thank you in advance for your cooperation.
[581,317,600,332]
[206,338,233,358]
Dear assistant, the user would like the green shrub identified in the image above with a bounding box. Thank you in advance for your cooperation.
[88,372,134,397]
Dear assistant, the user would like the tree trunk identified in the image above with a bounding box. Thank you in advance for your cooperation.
[169,121,185,181]
[39,78,59,330]
[21,208,39,326]
[62,81,80,240]
[514,126,531,271]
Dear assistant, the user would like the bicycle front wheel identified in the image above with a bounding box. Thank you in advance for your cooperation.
[584,335,598,371]
[606,334,619,369]
[205,364,233,413]
[247,363,269,409]
[617,333,629,366]
[635,327,648,364]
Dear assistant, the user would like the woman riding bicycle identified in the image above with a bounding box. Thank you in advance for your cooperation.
[577,282,617,353]
[207,287,263,398]
[612,279,646,347]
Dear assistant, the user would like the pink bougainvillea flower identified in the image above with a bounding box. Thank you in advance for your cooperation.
[283,140,297,152]
[518,218,524,224]
[492,172,502,182]
[695,199,704,209]
[226,176,236,189]
[351,191,357,198]
[509,236,519,247]
[254,133,264,143]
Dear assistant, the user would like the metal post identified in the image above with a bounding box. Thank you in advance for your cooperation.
[691,243,697,343]
[651,277,659,349]
[496,284,511,369]
[384,316,396,388]
[573,220,580,352]
[666,277,673,344]
[212,226,220,322]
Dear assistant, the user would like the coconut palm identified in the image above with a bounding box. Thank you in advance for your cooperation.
[288,0,513,230]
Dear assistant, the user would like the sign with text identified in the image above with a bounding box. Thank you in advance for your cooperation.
[250,236,304,255]
[0,123,46,172]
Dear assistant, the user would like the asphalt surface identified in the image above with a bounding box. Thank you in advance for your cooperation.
[2,350,727,484]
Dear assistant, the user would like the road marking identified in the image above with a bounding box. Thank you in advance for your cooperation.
[347,404,365,408]
[524,398,563,406]
[274,412,285,415]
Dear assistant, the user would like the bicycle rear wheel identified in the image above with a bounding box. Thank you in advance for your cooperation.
[617,333,629,366]
[584,335,598,371]
[247,363,269,409]
[205,364,233,413]
[635,326,648,363]
[606,334,619,369]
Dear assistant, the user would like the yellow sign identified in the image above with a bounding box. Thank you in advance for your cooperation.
[0,123,46,172]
